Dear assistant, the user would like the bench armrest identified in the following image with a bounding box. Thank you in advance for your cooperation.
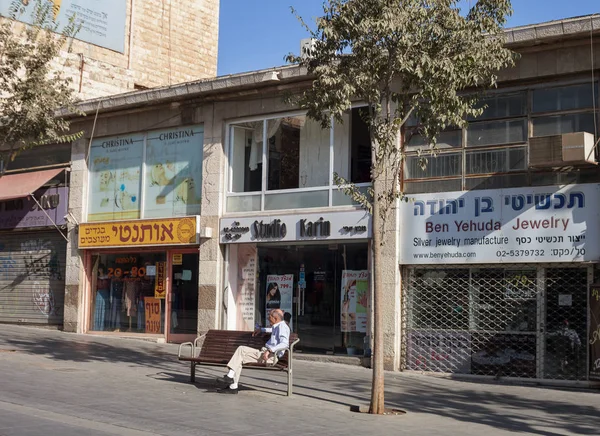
[193,333,208,352]
[177,342,194,358]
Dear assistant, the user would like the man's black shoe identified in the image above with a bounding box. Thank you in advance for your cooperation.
[217,387,238,394]
[216,375,234,385]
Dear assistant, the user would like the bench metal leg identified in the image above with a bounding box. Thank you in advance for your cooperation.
[287,368,292,397]
[190,362,196,383]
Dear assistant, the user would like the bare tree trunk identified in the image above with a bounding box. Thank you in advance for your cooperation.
[369,176,385,414]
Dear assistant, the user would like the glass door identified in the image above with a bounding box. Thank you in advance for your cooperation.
[166,251,199,343]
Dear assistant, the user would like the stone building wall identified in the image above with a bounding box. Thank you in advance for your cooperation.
[3,0,219,100]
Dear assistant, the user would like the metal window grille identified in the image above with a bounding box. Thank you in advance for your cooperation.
[401,265,589,381]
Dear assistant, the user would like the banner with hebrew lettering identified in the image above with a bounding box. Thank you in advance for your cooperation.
[0,0,127,53]
[399,184,600,264]
[79,217,198,248]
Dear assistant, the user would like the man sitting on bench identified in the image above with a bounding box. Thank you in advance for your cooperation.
[216,308,290,394]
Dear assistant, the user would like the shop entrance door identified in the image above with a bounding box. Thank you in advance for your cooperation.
[166,251,199,343]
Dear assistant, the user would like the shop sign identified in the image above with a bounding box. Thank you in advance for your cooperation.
[172,253,183,265]
[220,211,371,243]
[0,186,67,230]
[154,262,166,299]
[399,184,600,264]
[79,216,199,248]
[590,285,600,380]
[144,297,161,333]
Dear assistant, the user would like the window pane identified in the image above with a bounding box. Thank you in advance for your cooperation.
[226,194,261,212]
[467,119,526,147]
[532,83,598,113]
[267,115,330,191]
[466,147,527,175]
[264,190,328,210]
[144,126,203,218]
[88,134,144,222]
[406,129,462,150]
[403,179,462,194]
[471,92,526,120]
[465,173,528,190]
[230,122,263,193]
[404,153,462,179]
[333,108,372,184]
[532,113,597,137]
[5,143,70,172]
[332,185,372,206]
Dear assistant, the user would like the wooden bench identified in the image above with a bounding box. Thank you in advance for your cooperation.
[177,329,300,396]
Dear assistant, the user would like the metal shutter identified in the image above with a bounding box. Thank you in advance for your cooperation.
[0,230,66,326]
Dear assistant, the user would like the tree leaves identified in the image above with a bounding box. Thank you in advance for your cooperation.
[0,0,82,174]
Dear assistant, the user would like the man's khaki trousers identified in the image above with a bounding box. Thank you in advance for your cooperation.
[227,345,275,385]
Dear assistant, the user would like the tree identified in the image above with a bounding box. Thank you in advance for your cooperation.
[287,0,514,414]
[0,0,81,174]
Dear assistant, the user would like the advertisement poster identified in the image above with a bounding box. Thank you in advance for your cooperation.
[341,270,368,333]
[0,0,127,53]
[590,285,600,380]
[265,274,293,327]
[154,262,166,299]
[88,134,144,222]
[144,297,161,334]
[400,184,600,264]
[144,126,203,218]
[235,244,257,331]
[407,331,472,373]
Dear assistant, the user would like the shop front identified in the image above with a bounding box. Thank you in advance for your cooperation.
[221,210,372,354]
[399,184,600,382]
[0,169,68,326]
[79,216,201,343]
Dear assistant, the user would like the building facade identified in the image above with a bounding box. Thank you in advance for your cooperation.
[61,15,600,384]
[1,0,219,99]
[0,145,71,326]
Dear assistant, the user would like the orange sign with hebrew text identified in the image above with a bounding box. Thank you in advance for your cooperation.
[79,217,198,248]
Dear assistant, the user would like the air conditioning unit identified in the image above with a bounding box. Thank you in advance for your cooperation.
[529,132,596,167]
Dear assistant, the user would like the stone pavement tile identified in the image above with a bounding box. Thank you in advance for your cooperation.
[1,325,599,436]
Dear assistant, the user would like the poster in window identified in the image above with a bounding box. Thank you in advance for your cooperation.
[590,285,600,380]
[235,244,257,331]
[407,330,472,373]
[144,126,203,218]
[265,274,293,327]
[341,270,368,333]
[88,134,144,221]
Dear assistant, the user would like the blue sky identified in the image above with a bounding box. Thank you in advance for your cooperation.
[217,0,599,76]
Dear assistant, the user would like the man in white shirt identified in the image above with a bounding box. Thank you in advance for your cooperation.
[216,308,290,394]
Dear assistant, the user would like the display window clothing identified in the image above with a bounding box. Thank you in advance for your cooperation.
[94,273,111,331]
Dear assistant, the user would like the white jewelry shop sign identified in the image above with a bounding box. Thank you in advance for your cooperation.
[399,184,600,264]
[220,210,372,243]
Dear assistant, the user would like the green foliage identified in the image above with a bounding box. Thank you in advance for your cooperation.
[287,0,515,214]
[0,0,82,173]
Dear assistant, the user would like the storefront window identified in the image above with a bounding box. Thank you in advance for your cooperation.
[90,252,166,333]
[87,126,204,221]
[254,243,369,353]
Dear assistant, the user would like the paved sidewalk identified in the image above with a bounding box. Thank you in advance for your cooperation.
[0,325,598,436]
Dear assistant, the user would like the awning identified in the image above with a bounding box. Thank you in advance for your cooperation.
[0,168,64,201]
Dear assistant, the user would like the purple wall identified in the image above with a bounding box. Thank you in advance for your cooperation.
[0,186,68,229]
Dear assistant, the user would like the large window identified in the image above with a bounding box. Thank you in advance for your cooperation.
[87,126,203,221]
[404,82,600,193]
[228,109,372,212]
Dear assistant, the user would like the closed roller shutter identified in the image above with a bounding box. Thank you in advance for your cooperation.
[0,230,66,325]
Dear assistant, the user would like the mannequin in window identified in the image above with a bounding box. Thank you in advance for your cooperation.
[138,266,154,331]
[122,273,139,332]
[94,265,111,331]
[109,275,124,331]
